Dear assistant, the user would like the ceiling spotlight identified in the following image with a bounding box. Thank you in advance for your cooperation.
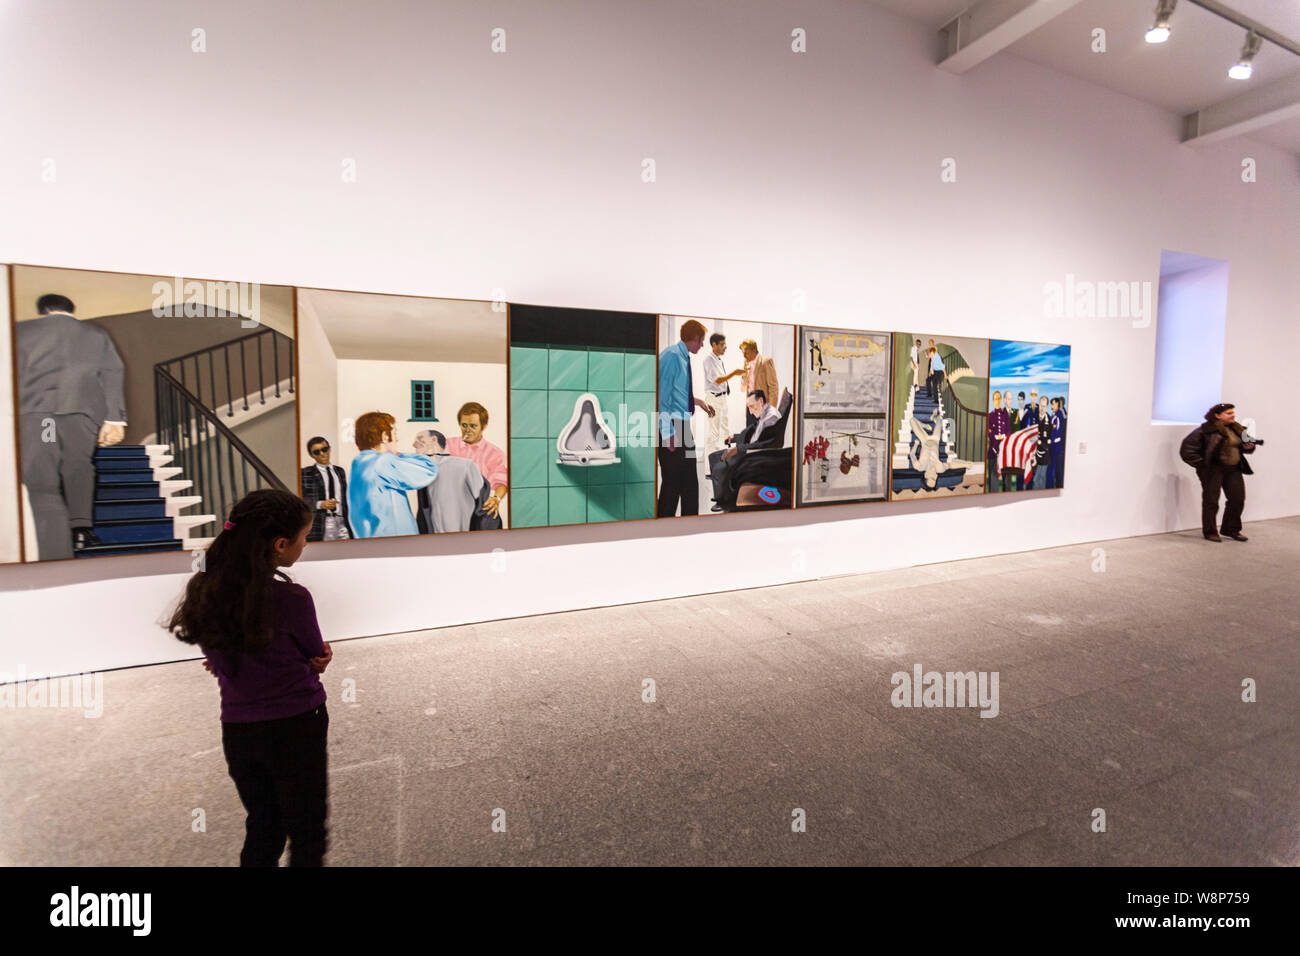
[1146,0,1177,44]
[1228,30,1262,79]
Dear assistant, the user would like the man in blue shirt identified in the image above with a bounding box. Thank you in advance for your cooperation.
[657,318,714,517]
[347,411,439,538]
[927,346,945,400]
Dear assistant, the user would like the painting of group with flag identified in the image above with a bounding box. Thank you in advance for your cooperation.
[986,340,1071,493]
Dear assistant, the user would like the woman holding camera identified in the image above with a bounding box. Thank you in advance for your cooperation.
[1179,403,1256,542]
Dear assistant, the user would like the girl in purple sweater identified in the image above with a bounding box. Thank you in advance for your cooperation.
[168,489,333,866]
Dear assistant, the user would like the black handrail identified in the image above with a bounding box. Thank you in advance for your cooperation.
[163,328,280,366]
[155,328,294,420]
[153,366,288,528]
[238,338,249,412]
[207,350,216,413]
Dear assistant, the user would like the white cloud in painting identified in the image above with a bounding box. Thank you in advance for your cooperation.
[989,341,1070,397]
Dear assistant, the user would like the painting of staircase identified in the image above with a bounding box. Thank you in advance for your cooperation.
[79,445,215,557]
[72,327,296,559]
[889,333,989,500]
[891,384,971,494]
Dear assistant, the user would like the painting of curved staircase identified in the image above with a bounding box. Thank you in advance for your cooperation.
[890,333,989,500]
[891,383,973,494]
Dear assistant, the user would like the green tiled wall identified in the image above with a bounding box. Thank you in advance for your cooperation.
[510,344,656,527]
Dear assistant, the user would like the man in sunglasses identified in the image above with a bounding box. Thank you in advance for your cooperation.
[302,436,355,541]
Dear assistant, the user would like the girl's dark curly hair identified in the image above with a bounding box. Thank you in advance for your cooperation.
[168,489,312,654]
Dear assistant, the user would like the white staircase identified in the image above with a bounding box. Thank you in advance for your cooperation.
[211,377,296,431]
[144,444,216,549]
[142,377,294,552]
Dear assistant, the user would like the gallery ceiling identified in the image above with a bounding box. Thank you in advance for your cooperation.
[300,288,506,363]
[865,0,1300,155]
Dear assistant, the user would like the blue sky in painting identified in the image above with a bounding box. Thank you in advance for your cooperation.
[988,340,1070,407]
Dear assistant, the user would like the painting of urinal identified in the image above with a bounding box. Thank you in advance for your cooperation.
[795,326,891,506]
[9,264,298,562]
[888,332,989,500]
[509,304,657,527]
[296,287,509,539]
[557,393,620,466]
[986,339,1070,494]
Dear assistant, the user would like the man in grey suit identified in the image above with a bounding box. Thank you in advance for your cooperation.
[412,429,493,534]
[16,294,128,559]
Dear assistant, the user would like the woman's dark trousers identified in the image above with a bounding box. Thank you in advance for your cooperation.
[221,704,329,866]
[1200,464,1244,537]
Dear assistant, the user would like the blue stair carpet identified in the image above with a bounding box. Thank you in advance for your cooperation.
[77,446,183,557]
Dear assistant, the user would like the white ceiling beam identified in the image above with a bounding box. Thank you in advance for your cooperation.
[1182,72,1300,144]
[1184,0,1300,60]
[938,0,1087,74]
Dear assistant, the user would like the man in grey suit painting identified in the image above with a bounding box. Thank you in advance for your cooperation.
[412,429,494,534]
[16,294,128,559]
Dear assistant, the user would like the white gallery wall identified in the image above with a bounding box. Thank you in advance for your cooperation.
[0,0,1297,678]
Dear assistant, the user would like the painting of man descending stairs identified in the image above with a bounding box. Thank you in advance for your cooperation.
[889,332,989,500]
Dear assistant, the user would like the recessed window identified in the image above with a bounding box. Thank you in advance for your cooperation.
[1151,250,1228,425]
[410,380,437,422]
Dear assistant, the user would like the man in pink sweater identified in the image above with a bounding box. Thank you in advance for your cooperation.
[444,401,509,524]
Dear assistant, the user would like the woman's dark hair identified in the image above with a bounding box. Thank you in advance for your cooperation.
[1205,402,1234,421]
[168,489,312,654]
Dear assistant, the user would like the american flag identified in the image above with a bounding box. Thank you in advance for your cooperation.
[997,426,1038,482]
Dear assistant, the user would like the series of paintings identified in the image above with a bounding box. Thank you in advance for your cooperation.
[1,264,1070,563]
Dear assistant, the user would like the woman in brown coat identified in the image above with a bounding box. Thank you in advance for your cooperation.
[1179,403,1256,542]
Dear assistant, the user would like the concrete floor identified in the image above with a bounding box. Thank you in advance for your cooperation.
[2,518,1297,866]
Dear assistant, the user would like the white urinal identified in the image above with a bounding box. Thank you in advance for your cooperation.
[556,392,620,466]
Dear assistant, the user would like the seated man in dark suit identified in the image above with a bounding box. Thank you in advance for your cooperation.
[707,390,782,513]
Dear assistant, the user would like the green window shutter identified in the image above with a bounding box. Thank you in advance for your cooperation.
[411,380,437,421]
